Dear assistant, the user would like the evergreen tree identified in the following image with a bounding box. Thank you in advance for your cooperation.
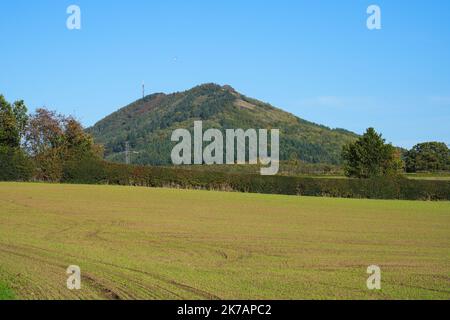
[342,128,403,178]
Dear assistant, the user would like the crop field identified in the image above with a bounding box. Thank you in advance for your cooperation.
[0,182,449,300]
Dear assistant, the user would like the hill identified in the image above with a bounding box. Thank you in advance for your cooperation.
[88,84,358,165]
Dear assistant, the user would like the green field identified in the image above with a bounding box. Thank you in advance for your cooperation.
[405,172,450,181]
[0,182,449,300]
[0,281,15,300]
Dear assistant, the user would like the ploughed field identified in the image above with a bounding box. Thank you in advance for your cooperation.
[0,182,449,300]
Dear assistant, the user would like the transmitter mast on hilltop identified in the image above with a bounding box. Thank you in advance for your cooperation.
[142,81,145,99]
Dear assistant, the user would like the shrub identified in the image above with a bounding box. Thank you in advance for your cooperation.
[0,146,34,181]
[62,157,107,184]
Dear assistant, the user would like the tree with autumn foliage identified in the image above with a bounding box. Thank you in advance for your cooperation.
[24,108,103,181]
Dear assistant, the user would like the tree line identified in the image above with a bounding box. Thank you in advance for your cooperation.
[1,94,449,182]
[0,95,102,182]
[342,128,449,178]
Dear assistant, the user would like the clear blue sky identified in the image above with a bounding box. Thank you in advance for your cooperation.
[1,0,449,148]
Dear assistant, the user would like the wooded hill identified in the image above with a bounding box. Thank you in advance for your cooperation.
[88,84,358,165]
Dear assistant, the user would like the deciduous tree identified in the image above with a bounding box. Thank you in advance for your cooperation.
[405,142,450,172]
[0,95,20,148]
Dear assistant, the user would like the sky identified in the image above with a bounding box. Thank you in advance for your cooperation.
[0,0,449,148]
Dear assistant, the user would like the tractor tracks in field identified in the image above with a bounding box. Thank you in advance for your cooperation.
[43,225,77,241]
[0,243,124,300]
[0,242,220,300]
[86,258,221,300]
[214,247,253,268]
[393,281,450,295]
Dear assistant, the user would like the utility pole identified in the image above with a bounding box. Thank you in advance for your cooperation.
[142,81,145,99]
[125,141,130,165]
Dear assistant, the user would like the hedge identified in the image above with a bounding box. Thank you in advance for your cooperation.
[59,161,450,201]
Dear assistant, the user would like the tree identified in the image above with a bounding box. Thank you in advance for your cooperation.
[405,142,450,172]
[24,108,103,182]
[0,95,33,181]
[64,117,102,159]
[342,128,403,178]
[0,145,33,181]
[12,100,29,140]
[0,95,20,148]
[25,108,65,156]
[24,109,65,181]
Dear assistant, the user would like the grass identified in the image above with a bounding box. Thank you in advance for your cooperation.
[0,281,15,300]
[405,172,450,181]
[0,182,449,300]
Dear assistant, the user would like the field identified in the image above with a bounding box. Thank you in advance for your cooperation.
[0,182,449,300]
[405,172,450,181]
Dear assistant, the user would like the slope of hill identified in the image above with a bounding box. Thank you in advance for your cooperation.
[88,84,358,165]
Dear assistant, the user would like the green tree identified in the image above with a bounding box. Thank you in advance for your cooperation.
[0,146,33,181]
[0,95,20,148]
[12,100,29,140]
[342,128,403,178]
[64,117,102,160]
[405,142,450,172]
[0,95,33,181]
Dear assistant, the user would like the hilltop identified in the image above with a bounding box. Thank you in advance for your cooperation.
[88,84,358,165]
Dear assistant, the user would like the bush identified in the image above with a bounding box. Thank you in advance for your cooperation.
[62,157,107,184]
[0,146,34,181]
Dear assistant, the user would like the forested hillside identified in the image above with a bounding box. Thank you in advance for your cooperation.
[88,84,358,165]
